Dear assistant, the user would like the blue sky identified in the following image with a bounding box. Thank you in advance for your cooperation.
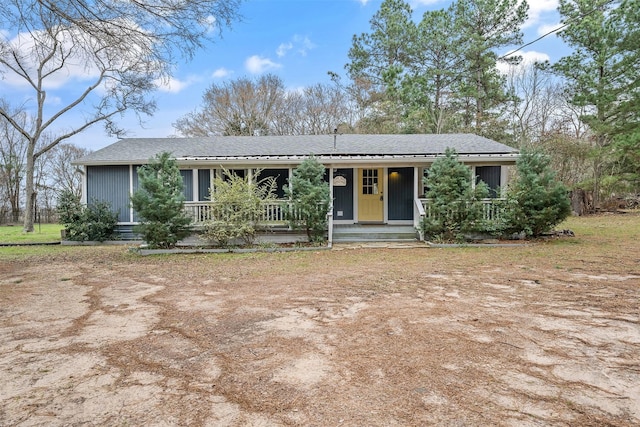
[1,0,567,150]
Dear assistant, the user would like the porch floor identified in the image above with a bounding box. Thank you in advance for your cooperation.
[332,224,418,243]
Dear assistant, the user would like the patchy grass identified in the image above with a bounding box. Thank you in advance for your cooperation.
[0,223,63,244]
[0,212,638,266]
[1,213,639,426]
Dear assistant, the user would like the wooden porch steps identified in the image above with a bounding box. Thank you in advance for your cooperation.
[332,224,418,242]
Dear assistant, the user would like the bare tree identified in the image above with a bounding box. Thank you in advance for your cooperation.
[32,138,57,223]
[175,74,285,136]
[505,63,566,146]
[300,83,351,135]
[174,75,354,136]
[48,144,91,199]
[0,0,241,232]
[0,100,29,223]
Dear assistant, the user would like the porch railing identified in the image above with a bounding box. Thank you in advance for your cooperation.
[414,198,426,241]
[183,200,301,226]
[419,198,506,222]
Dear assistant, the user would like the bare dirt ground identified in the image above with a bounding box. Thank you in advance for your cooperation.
[1,214,639,426]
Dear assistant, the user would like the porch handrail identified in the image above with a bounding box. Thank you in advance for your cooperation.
[184,200,297,226]
[327,204,334,248]
[419,198,506,222]
[414,197,426,241]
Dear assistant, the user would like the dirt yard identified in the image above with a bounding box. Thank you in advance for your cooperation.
[1,214,639,426]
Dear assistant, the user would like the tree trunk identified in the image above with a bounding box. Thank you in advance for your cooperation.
[23,142,36,232]
[570,189,594,216]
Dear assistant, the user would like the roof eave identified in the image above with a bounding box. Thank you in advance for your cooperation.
[74,152,519,167]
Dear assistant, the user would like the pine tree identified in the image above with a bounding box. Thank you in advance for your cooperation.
[552,0,640,205]
[130,152,192,248]
[421,148,489,241]
[284,157,330,242]
[503,149,571,237]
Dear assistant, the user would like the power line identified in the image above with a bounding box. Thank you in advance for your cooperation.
[499,0,618,61]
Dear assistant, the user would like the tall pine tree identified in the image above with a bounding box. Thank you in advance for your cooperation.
[451,0,528,138]
[553,0,640,204]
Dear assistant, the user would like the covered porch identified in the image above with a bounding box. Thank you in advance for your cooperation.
[182,197,506,244]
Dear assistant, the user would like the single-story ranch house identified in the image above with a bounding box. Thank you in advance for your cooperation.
[74,134,518,243]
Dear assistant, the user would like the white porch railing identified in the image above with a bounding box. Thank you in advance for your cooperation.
[414,198,426,241]
[184,200,301,226]
[419,198,506,222]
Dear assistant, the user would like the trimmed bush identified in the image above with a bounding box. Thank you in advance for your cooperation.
[503,148,571,237]
[419,148,492,242]
[284,156,330,242]
[130,152,192,248]
[57,190,118,242]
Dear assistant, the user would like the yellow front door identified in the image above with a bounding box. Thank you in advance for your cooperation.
[358,168,384,222]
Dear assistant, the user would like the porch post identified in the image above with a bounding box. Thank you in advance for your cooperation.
[80,165,87,205]
[328,166,334,247]
[192,168,198,202]
[129,164,134,223]
[470,165,476,189]
[500,165,508,198]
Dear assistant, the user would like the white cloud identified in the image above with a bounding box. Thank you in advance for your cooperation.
[293,35,315,56]
[244,55,281,74]
[1,30,101,90]
[537,22,564,37]
[154,77,187,93]
[411,0,446,6]
[522,0,559,29]
[497,50,551,74]
[154,74,202,93]
[45,95,63,106]
[212,67,232,78]
[276,35,315,58]
[277,42,293,58]
[203,15,218,34]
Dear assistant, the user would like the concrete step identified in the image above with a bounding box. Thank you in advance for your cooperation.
[332,225,418,242]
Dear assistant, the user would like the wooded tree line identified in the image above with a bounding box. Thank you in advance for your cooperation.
[175,0,639,209]
[1,0,638,230]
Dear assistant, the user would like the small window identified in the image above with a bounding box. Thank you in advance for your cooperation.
[476,166,501,198]
[362,169,379,195]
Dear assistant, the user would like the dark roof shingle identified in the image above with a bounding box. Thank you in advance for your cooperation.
[76,134,517,164]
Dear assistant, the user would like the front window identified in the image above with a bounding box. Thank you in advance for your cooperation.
[476,166,501,198]
[362,169,379,195]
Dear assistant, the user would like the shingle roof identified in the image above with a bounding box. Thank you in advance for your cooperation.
[75,134,518,165]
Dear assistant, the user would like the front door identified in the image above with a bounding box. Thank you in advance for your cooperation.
[358,168,384,222]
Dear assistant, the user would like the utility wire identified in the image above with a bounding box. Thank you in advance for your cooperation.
[499,0,618,60]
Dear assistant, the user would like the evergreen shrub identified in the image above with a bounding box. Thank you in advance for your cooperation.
[503,148,571,237]
[57,190,118,242]
[284,156,330,243]
[130,152,192,248]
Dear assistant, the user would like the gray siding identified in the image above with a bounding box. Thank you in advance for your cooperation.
[388,167,414,221]
[332,168,353,220]
[132,166,141,222]
[87,165,131,222]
